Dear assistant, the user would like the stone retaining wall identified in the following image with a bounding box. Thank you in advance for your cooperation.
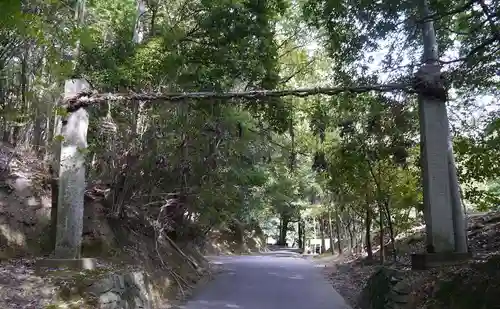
[357,266,411,309]
[83,271,152,309]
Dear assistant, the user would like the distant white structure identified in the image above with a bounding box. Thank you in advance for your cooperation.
[306,238,337,253]
[266,235,296,247]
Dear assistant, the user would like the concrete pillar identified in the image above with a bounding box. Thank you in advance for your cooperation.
[53,79,90,259]
[418,84,455,252]
[448,144,468,253]
[418,0,456,253]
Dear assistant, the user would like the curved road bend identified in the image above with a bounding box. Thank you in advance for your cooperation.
[175,251,351,309]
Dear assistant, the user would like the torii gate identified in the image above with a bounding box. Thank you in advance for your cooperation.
[41,0,469,271]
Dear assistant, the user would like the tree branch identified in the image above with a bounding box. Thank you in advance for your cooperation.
[477,0,500,40]
[414,0,477,24]
[439,36,499,65]
[246,127,309,156]
[279,59,316,85]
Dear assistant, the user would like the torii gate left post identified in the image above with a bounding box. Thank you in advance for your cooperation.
[36,79,95,272]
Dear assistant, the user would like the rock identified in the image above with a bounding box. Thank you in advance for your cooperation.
[485,213,500,224]
[99,291,121,305]
[390,292,409,304]
[86,274,125,296]
[82,271,152,309]
[469,222,485,230]
[392,281,411,295]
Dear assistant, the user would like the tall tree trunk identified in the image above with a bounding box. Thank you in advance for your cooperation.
[358,227,364,254]
[383,199,397,262]
[347,223,356,253]
[356,224,361,252]
[1,58,10,144]
[365,207,373,260]
[302,218,307,252]
[335,208,342,254]
[378,202,385,264]
[347,219,354,253]
[33,110,44,157]
[33,56,47,158]
[319,216,325,254]
[328,208,335,255]
[0,59,6,142]
[298,217,304,250]
[13,44,30,147]
[279,214,289,246]
[133,0,146,43]
[149,2,158,37]
[312,217,317,239]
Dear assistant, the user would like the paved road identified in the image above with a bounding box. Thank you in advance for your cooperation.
[176,251,351,309]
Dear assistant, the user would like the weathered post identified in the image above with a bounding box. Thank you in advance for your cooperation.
[35,0,95,272]
[36,78,94,273]
[53,79,90,259]
[417,0,455,253]
[448,147,468,253]
[411,0,470,269]
[36,79,94,272]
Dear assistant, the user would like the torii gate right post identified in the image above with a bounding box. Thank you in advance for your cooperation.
[412,0,469,269]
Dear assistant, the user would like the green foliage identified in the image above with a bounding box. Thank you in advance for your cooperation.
[301,0,499,90]
[307,87,422,240]
[0,0,498,258]
[455,112,500,210]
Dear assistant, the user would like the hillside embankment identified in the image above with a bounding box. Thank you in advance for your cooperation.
[0,143,265,309]
[321,211,500,309]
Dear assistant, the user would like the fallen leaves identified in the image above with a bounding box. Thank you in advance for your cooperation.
[0,258,57,309]
[322,211,500,309]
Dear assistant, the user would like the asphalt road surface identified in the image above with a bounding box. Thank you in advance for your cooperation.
[176,251,351,309]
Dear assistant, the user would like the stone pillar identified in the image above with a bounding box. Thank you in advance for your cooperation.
[53,79,90,259]
[417,0,456,253]
[418,81,455,252]
[448,145,468,253]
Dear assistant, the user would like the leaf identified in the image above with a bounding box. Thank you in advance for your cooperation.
[77,147,90,155]
[55,106,69,117]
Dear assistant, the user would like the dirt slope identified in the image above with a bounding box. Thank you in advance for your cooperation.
[0,143,211,308]
[322,210,500,309]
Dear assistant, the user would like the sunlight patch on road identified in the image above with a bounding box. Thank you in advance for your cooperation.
[267,272,304,280]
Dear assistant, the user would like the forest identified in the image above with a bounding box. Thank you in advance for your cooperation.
[0,0,499,308]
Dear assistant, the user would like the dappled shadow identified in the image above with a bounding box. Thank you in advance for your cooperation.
[0,144,67,308]
[0,182,52,257]
[0,143,54,258]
